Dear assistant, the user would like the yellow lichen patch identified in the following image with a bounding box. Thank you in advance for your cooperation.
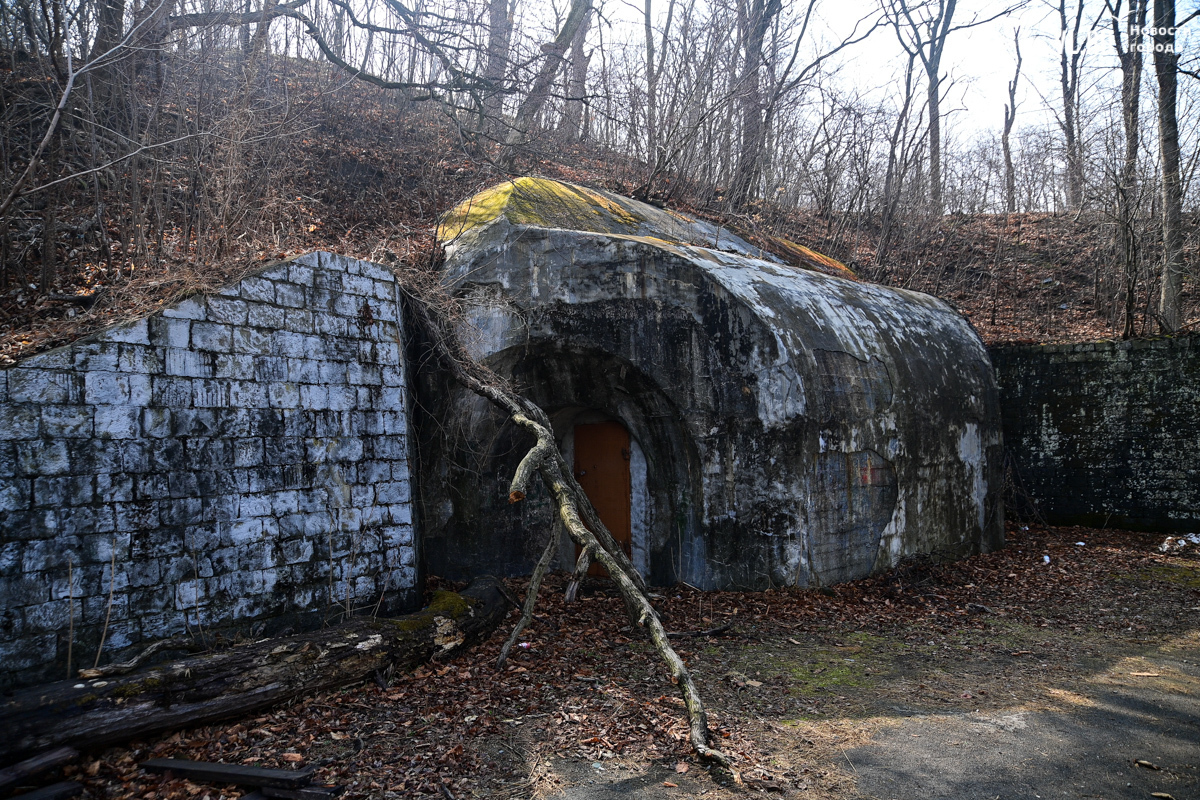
[772,236,858,280]
[437,177,644,241]
[437,182,518,240]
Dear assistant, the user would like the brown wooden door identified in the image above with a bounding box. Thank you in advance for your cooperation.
[573,420,632,577]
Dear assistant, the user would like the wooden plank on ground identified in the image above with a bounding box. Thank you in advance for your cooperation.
[9,780,83,800]
[141,759,314,789]
[0,747,79,791]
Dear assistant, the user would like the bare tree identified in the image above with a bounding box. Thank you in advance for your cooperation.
[1003,28,1022,213]
[1152,0,1191,332]
[883,0,1020,215]
[642,0,676,175]
[483,0,516,134]
[1054,0,1098,209]
[876,50,926,264]
[498,0,592,167]
[727,0,784,208]
[1107,0,1148,337]
[559,1,593,141]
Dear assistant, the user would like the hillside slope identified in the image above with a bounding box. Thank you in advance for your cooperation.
[1,61,1195,361]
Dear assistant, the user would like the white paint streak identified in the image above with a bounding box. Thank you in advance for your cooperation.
[957,423,987,533]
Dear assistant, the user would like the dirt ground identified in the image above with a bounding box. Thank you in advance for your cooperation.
[9,523,1199,800]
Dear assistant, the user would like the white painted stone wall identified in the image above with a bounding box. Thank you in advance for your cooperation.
[0,252,416,689]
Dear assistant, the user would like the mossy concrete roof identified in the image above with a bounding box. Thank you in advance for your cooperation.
[437,177,772,259]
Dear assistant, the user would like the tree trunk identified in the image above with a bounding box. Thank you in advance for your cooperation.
[39,135,59,292]
[1116,0,1147,338]
[644,0,658,163]
[876,52,919,268]
[498,0,592,168]
[89,0,127,60]
[559,7,592,141]
[1002,31,1021,214]
[0,578,509,765]
[1058,0,1086,210]
[926,62,943,215]
[1153,0,1183,332]
[728,0,782,209]
[483,0,513,135]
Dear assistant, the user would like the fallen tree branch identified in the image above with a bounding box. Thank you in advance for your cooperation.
[0,578,507,765]
[404,288,733,769]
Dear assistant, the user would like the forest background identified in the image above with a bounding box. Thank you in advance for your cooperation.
[2,0,1199,360]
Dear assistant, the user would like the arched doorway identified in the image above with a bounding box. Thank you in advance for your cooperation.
[573,420,632,576]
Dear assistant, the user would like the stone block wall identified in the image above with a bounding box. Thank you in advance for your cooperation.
[0,252,417,690]
[990,335,1199,532]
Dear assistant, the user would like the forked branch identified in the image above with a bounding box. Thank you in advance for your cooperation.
[403,286,732,769]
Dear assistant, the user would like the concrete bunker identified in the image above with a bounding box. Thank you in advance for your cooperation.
[418,178,1004,590]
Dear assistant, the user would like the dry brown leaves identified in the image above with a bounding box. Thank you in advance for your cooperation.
[7,522,1191,800]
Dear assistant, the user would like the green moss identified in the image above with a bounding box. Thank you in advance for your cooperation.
[389,590,474,632]
[738,632,898,696]
[437,177,644,241]
[1133,563,1200,589]
[787,659,872,691]
[112,679,150,698]
[426,589,472,617]
[394,615,433,633]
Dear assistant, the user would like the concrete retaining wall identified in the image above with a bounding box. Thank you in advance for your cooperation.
[0,252,417,690]
[990,335,1199,532]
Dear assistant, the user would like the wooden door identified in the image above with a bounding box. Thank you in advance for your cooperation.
[573,420,632,577]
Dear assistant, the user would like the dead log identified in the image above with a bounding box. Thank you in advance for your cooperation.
[0,577,508,766]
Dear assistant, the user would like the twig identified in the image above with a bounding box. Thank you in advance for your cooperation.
[66,556,74,680]
[77,636,200,678]
[93,543,116,669]
[497,533,558,669]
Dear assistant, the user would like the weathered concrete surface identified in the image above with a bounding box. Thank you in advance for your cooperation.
[420,178,1002,589]
[0,252,417,690]
[849,679,1200,800]
[991,335,1200,532]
